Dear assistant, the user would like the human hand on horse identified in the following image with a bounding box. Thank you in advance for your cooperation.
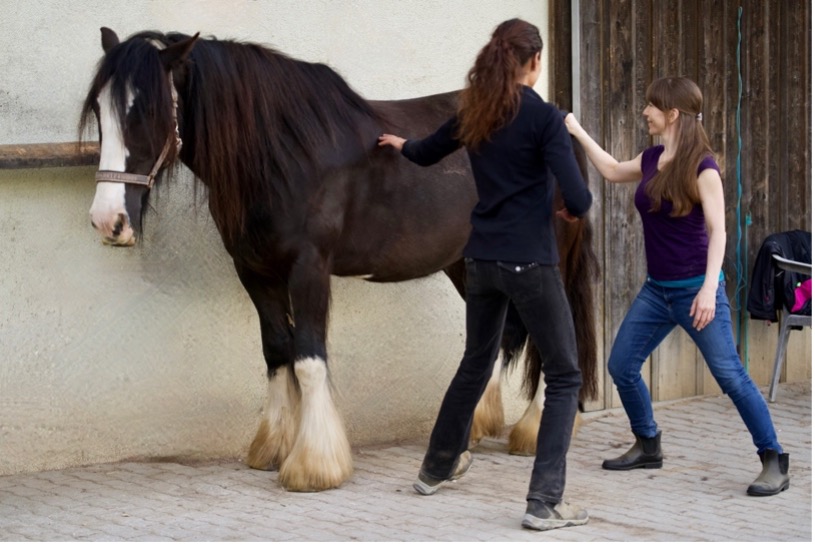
[378,133,406,151]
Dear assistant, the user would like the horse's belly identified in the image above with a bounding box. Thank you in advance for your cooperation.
[332,225,470,282]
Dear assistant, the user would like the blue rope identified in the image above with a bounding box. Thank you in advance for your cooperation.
[734,7,751,368]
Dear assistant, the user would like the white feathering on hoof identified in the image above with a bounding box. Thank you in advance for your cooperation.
[509,374,583,456]
[279,357,353,491]
[509,381,544,456]
[247,366,299,471]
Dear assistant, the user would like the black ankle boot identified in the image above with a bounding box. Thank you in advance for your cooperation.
[747,449,790,496]
[602,431,663,470]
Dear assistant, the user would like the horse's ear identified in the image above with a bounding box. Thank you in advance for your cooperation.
[101,27,119,52]
[159,33,200,69]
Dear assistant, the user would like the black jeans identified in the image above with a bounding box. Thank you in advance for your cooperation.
[421,259,582,504]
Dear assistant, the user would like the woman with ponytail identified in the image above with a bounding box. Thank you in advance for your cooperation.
[565,77,789,496]
[379,18,592,531]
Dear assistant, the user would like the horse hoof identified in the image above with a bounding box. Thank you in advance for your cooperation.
[279,463,352,492]
[247,460,279,472]
[507,436,537,456]
[247,428,289,471]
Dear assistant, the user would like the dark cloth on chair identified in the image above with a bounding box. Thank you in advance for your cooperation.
[747,230,812,322]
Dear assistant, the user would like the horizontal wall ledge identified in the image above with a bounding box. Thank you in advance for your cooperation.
[0,142,99,170]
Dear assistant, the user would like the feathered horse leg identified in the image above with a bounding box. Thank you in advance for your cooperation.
[235,268,300,472]
[278,249,353,492]
[280,357,352,491]
[508,374,584,455]
[247,366,300,471]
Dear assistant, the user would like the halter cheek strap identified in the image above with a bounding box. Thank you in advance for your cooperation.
[95,72,181,189]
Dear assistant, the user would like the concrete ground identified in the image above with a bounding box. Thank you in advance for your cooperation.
[0,382,810,541]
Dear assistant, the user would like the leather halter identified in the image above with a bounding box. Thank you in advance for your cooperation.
[95,73,181,189]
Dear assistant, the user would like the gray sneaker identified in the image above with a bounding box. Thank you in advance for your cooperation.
[413,450,473,495]
[522,500,589,531]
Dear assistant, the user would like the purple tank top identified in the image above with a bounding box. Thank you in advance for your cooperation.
[634,145,721,281]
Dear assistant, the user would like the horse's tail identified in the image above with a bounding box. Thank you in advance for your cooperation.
[517,219,599,404]
[564,215,600,402]
[519,137,599,404]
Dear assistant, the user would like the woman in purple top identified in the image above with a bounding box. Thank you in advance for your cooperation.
[379,19,592,531]
[565,76,789,497]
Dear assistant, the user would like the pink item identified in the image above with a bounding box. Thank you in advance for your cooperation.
[791,279,812,312]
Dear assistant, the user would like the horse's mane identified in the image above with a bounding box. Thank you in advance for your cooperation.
[81,30,382,246]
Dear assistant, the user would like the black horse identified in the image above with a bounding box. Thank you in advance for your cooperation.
[81,28,597,491]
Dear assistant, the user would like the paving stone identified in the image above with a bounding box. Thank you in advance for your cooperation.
[0,382,809,541]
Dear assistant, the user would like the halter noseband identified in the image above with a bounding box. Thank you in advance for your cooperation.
[95,71,182,189]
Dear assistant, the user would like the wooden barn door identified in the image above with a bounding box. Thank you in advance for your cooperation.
[549,0,811,410]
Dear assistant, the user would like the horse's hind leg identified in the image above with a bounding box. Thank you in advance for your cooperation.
[235,267,299,472]
[508,374,583,455]
[508,374,544,456]
[278,248,352,492]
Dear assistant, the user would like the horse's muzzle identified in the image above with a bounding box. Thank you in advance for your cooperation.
[92,212,136,246]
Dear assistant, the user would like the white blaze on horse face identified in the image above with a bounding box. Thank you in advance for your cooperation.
[89,81,137,246]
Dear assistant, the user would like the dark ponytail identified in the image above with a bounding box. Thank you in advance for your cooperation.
[456,19,543,150]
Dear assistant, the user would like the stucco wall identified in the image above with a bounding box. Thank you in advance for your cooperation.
[0,1,550,475]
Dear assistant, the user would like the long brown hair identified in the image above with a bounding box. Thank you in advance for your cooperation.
[456,18,542,150]
[645,77,716,216]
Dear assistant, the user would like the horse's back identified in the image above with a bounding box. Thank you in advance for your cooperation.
[370,91,458,136]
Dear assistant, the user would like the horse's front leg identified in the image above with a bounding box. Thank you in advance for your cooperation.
[235,266,299,472]
[279,248,353,492]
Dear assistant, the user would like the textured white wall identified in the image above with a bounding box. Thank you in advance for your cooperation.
[1,0,551,144]
[0,0,550,475]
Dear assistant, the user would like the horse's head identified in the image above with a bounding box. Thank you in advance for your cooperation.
[81,27,198,246]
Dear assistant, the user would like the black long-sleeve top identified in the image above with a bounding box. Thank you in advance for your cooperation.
[401,86,592,265]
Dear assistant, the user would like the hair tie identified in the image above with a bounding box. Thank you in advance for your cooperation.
[696,112,703,121]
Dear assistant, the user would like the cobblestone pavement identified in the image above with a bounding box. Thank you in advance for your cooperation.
[0,382,810,541]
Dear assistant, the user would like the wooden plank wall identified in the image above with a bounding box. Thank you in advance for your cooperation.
[549,0,811,409]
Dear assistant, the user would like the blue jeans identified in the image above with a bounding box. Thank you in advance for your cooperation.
[421,259,582,504]
[608,279,782,454]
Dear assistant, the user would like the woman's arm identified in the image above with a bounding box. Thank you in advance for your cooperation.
[691,168,727,331]
[564,113,643,183]
[378,117,461,166]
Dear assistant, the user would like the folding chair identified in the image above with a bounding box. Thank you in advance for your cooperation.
[768,254,812,403]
